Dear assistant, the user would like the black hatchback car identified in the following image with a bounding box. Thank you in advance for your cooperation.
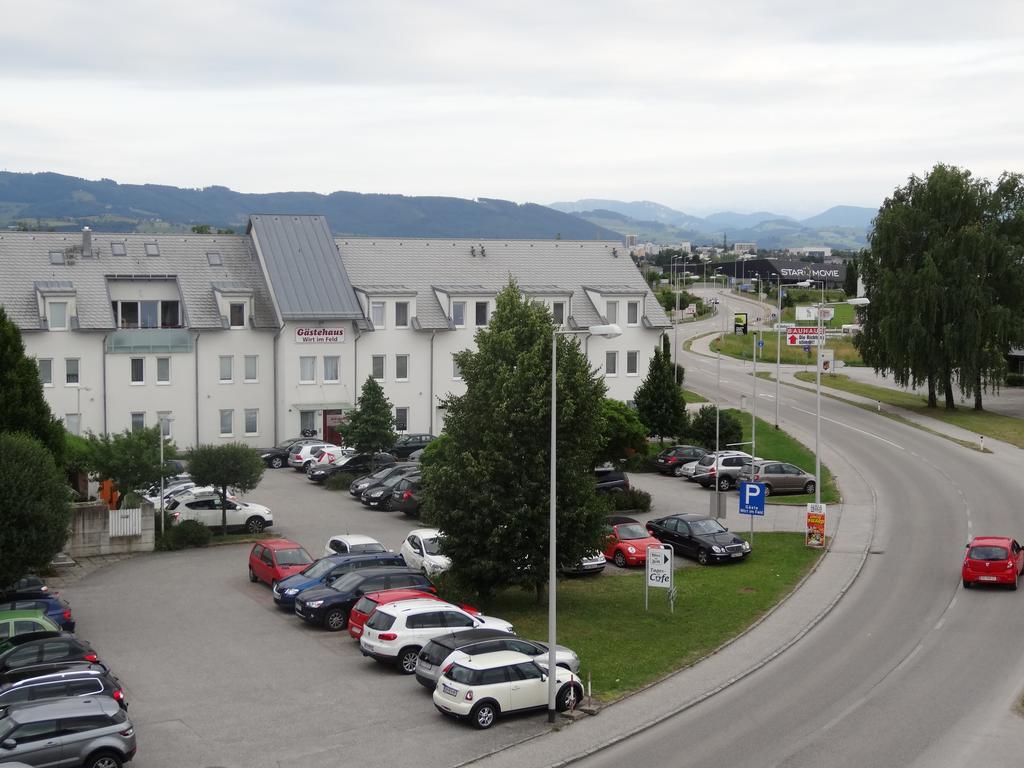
[0,632,101,683]
[655,445,707,477]
[390,434,436,459]
[260,437,321,469]
[390,474,423,517]
[294,567,434,632]
[308,453,397,483]
[646,513,752,565]
[0,665,127,709]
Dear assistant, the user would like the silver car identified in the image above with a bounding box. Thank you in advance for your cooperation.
[739,460,817,496]
[0,695,136,766]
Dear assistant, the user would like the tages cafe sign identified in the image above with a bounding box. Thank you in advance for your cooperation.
[295,327,346,344]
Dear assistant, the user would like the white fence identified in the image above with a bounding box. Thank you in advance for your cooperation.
[109,507,142,538]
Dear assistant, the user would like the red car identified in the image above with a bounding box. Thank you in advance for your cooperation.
[962,536,1024,590]
[347,588,479,641]
[248,540,314,586]
[604,521,664,568]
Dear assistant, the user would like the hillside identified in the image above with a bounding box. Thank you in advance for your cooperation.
[0,172,621,240]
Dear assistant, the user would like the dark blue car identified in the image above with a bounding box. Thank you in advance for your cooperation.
[0,598,75,633]
[272,552,405,609]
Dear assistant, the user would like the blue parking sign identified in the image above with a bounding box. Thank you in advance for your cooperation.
[739,482,766,516]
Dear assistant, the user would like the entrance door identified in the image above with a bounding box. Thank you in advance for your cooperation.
[323,410,346,446]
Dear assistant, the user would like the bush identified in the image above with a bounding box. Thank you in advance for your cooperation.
[1006,373,1024,387]
[609,488,652,514]
[159,520,211,551]
[684,405,743,452]
[324,471,359,491]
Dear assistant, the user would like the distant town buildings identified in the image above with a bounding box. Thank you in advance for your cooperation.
[731,242,757,255]
[787,246,833,260]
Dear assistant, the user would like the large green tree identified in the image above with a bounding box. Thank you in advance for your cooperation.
[0,306,66,465]
[341,376,397,468]
[188,443,265,534]
[596,398,648,466]
[421,282,607,601]
[0,433,72,588]
[633,340,687,442]
[684,405,742,453]
[86,427,177,508]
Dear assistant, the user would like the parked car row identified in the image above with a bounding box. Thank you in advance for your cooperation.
[656,445,816,495]
[258,435,439,472]
[603,514,752,568]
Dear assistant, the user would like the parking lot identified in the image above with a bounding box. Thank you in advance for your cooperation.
[60,464,789,767]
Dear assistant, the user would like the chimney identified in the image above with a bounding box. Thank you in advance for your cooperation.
[81,226,92,257]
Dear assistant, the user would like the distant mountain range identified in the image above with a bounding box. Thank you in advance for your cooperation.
[0,172,620,240]
[548,200,878,250]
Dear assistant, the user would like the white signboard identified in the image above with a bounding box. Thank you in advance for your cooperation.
[295,327,346,344]
[795,306,834,322]
[786,327,824,346]
[646,545,673,588]
[818,349,835,374]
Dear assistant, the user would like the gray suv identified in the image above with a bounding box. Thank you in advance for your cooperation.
[0,696,136,767]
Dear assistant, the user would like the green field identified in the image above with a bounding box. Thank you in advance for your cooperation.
[684,389,708,404]
[711,332,863,366]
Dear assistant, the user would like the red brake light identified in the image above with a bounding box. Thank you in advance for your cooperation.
[378,632,398,641]
[402,491,412,501]
[442,663,453,675]
[708,468,716,476]
[119,726,134,737]
[113,689,124,701]
[63,610,72,621]
[465,690,474,701]
[83,652,98,662]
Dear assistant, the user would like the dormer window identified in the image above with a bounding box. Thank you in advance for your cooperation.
[627,301,640,326]
[207,251,223,266]
[395,301,409,328]
[606,301,619,324]
[452,301,466,327]
[49,251,64,265]
[371,301,386,328]
[111,243,127,256]
[48,301,68,331]
[144,242,160,257]
[229,302,246,329]
[552,301,565,325]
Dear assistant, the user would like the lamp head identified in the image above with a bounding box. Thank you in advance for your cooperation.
[846,297,870,306]
[589,323,623,339]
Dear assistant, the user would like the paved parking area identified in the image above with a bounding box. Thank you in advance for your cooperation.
[60,465,806,767]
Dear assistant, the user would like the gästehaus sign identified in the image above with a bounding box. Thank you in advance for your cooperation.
[775,261,845,281]
[295,327,346,343]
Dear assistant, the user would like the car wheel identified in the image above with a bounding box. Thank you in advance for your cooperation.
[804,480,816,495]
[398,646,421,674]
[763,484,772,497]
[245,516,265,534]
[470,700,499,729]
[270,456,284,469]
[85,752,123,768]
[613,551,627,568]
[672,464,685,477]
[248,566,258,583]
[323,608,347,631]
[697,549,710,566]
[963,578,971,589]
[718,477,732,491]
[556,682,583,712]
[303,460,313,471]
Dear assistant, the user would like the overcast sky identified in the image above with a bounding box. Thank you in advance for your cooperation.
[1,0,1021,217]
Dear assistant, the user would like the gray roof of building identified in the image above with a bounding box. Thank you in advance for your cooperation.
[248,215,363,320]
[0,231,277,330]
[338,238,670,330]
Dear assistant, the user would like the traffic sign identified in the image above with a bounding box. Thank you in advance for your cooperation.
[787,326,823,346]
[758,339,765,349]
[773,323,791,331]
[739,482,766,516]
[803,344,811,353]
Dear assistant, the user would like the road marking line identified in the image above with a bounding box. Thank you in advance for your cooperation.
[791,407,904,449]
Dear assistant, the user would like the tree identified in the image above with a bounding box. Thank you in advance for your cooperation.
[843,255,860,297]
[596,398,648,466]
[633,342,687,442]
[188,443,266,534]
[190,224,212,234]
[421,281,607,601]
[0,433,72,589]
[341,376,397,470]
[86,427,176,508]
[0,306,66,465]
[684,405,742,453]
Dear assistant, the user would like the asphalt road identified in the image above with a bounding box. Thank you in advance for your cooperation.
[568,292,1024,767]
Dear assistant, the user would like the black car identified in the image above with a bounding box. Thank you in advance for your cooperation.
[272,552,407,609]
[0,632,100,683]
[360,470,417,510]
[293,567,434,631]
[594,467,629,492]
[390,475,423,517]
[655,445,707,477]
[260,437,321,469]
[308,453,397,483]
[0,665,127,709]
[645,513,751,565]
[390,434,436,459]
[349,463,418,498]
[1,575,51,601]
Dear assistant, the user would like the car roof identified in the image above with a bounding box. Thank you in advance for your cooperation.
[362,588,440,604]
[969,536,1013,546]
[407,528,441,538]
[448,650,534,670]
[343,566,421,579]
[2,667,107,691]
[258,538,307,551]
[672,513,717,523]
[0,695,118,723]
[428,628,515,651]
[330,534,382,545]
[0,631,67,651]
[377,598,455,615]
[0,609,48,620]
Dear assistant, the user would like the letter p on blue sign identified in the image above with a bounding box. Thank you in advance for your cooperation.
[740,482,766,516]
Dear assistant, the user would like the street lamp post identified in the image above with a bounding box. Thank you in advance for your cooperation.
[550,322,621,722]
[671,256,685,385]
[158,414,174,537]
[774,274,783,428]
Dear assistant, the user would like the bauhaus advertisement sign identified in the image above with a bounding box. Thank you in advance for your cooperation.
[295,327,346,343]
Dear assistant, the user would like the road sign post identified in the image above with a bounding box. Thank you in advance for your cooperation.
[645,544,674,613]
[739,481,766,542]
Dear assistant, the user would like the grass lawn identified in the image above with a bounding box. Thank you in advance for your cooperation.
[726,408,840,505]
[780,303,855,328]
[483,533,821,700]
[711,332,863,366]
[794,372,1024,449]
[684,388,708,404]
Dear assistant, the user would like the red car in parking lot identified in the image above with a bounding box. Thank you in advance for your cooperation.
[962,536,1024,590]
[347,588,478,640]
[248,540,314,586]
[603,520,663,568]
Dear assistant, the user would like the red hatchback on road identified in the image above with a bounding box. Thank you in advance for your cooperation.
[962,536,1024,590]
[248,540,314,586]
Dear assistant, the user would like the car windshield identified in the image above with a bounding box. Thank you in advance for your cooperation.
[969,546,1009,561]
[616,524,648,540]
[276,548,313,567]
[690,519,728,535]
[350,543,386,554]
[697,455,715,466]
[368,467,396,481]
[300,559,337,579]
[381,474,406,488]
[329,572,364,592]
[423,537,442,555]
[353,596,378,614]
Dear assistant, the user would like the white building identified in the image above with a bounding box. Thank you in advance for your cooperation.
[732,242,757,255]
[0,216,670,448]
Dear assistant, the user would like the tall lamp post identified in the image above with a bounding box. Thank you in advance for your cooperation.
[774,273,783,429]
[158,414,174,536]
[671,255,685,385]
[550,322,622,722]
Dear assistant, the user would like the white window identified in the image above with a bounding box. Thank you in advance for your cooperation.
[156,357,170,384]
[323,356,340,383]
[65,414,81,436]
[130,357,145,384]
[244,355,258,383]
[65,358,79,386]
[395,354,409,381]
[48,301,68,331]
[626,350,639,375]
[229,302,246,329]
[131,412,145,432]
[452,301,466,327]
[552,301,565,325]
[299,356,316,384]
[300,410,316,435]
[371,355,385,380]
[605,351,618,376]
[395,302,409,328]
[244,408,259,435]
[453,357,462,380]
[219,409,233,436]
[219,355,233,383]
[475,301,489,326]
[158,411,172,438]
[627,301,639,326]
[395,407,409,432]
[371,301,386,328]
[606,301,619,324]
[38,359,52,386]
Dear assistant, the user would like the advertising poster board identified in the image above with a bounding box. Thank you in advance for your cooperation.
[806,504,826,548]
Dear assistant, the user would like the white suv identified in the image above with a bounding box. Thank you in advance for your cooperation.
[359,599,514,674]
[167,493,273,533]
[288,442,337,471]
[692,451,756,491]
[433,650,583,729]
